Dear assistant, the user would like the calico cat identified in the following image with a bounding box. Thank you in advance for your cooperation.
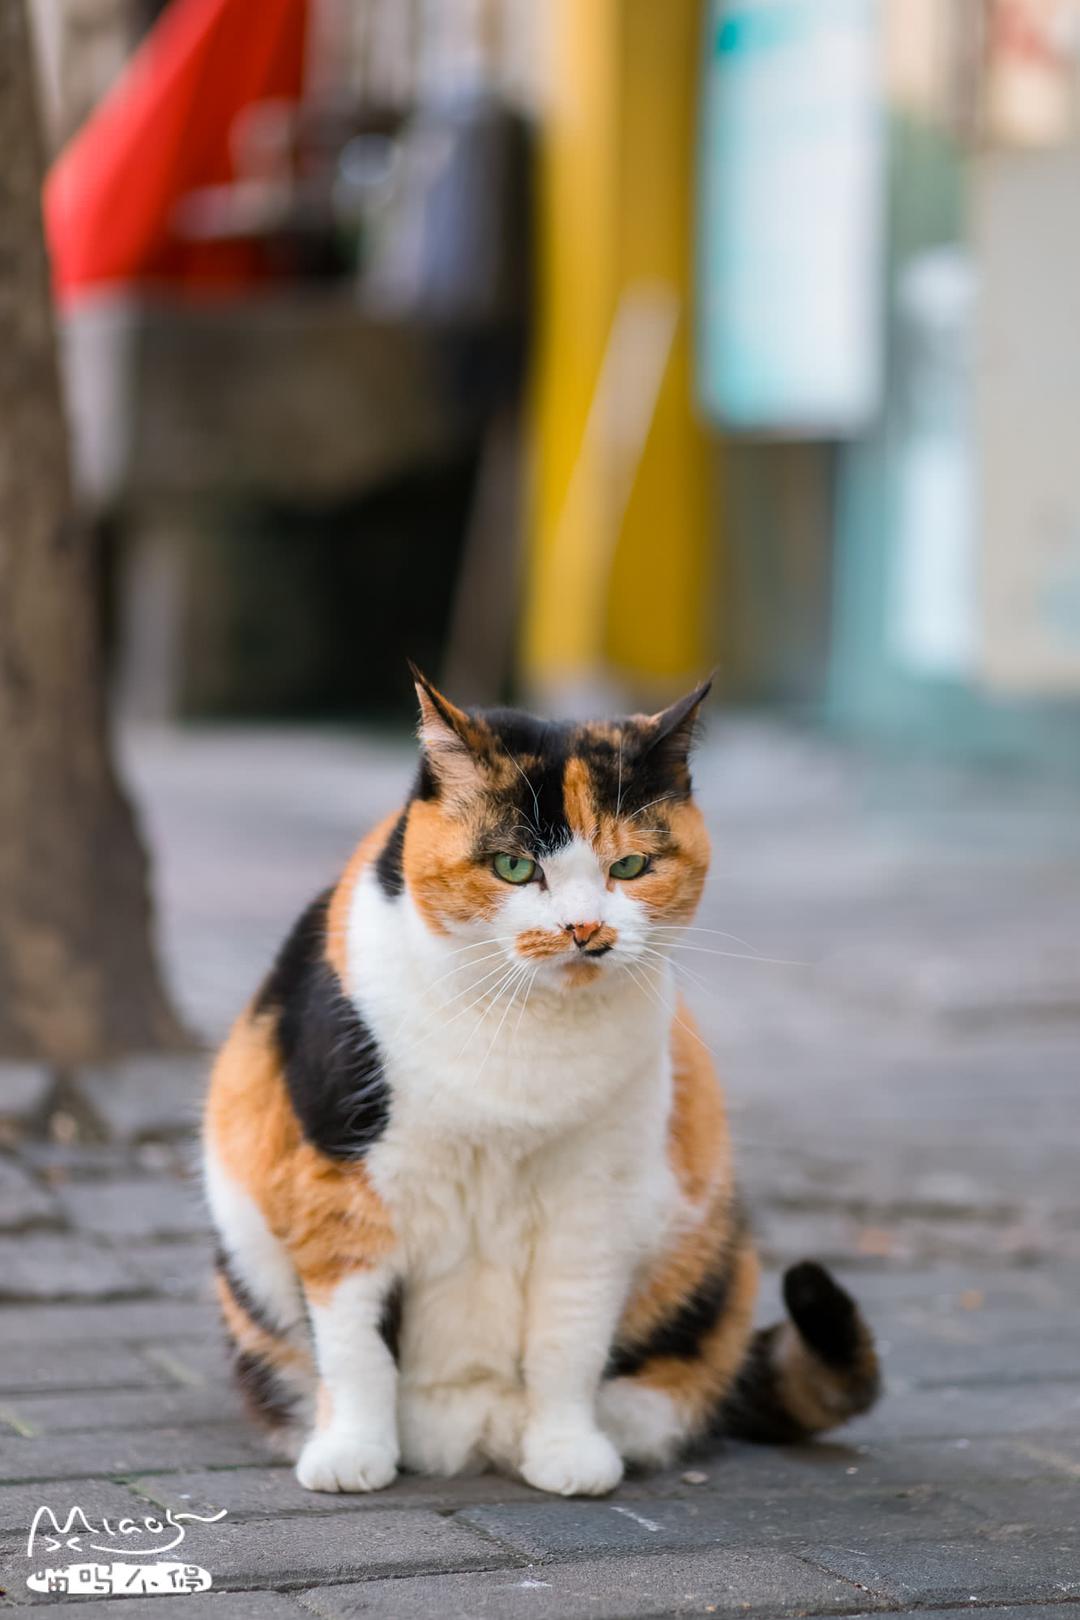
[203,670,879,1496]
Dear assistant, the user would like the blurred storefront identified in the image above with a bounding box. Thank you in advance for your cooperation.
[34,0,537,717]
[528,0,1080,765]
[693,0,1080,762]
[827,0,1080,760]
[27,0,1080,763]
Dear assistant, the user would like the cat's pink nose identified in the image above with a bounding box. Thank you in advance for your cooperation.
[568,921,602,949]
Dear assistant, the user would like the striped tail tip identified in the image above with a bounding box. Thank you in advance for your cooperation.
[718,1260,881,1445]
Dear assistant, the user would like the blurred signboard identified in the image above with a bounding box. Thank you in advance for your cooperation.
[697,0,885,432]
[976,146,1080,694]
[985,0,1080,148]
[889,248,978,678]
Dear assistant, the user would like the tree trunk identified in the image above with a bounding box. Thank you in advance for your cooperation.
[0,0,186,1063]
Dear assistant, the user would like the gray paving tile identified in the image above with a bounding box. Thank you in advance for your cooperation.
[74,1056,206,1144]
[0,1161,59,1233]
[846,1378,1080,1442]
[0,1239,142,1303]
[0,1479,145,1536]
[945,1476,1080,1535]
[2,1386,238,1437]
[121,1240,214,1301]
[0,1345,170,1397]
[0,1573,307,1614]
[776,1434,1080,1492]
[131,1467,541,1522]
[136,1337,228,1388]
[53,1179,207,1242]
[297,1549,877,1618]
[882,1333,1080,1386]
[809,1534,1080,1606]
[857,1612,1080,1620]
[0,1424,266,1482]
[17,1142,149,1179]
[0,1301,219,1345]
[458,1484,981,1561]
[0,1067,53,1129]
[181,1510,513,1588]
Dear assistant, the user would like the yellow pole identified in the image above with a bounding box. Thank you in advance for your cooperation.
[523,0,717,707]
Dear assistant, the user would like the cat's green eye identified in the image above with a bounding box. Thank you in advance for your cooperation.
[610,853,649,881]
[493,853,537,885]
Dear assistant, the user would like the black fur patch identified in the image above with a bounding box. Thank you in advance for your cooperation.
[375,811,408,898]
[716,1324,806,1444]
[605,1252,739,1380]
[232,1347,296,1430]
[255,890,390,1160]
[783,1260,860,1369]
[414,752,440,801]
[479,710,574,854]
[379,1279,404,1362]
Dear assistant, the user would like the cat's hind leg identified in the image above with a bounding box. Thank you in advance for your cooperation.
[600,1211,760,1468]
[205,1147,315,1458]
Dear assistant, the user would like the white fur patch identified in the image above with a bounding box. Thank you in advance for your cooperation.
[598,1378,689,1467]
[203,1144,304,1334]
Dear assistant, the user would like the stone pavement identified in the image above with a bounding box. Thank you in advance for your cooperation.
[2,719,1079,1616]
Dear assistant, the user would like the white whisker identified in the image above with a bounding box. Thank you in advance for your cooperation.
[455,962,524,1060]
[513,966,539,1040]
[648,940,806,967]
[497,739,542,834]
[626,792,679,823]
[649,924,761,951]
[629,956,715,1054]
[475,965,529,1079]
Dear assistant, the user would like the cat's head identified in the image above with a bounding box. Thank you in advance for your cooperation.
[396,668,711,988]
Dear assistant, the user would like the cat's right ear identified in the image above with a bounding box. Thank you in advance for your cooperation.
[409,663,487,796]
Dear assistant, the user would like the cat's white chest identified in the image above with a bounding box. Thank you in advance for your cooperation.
[350,875,680,1376]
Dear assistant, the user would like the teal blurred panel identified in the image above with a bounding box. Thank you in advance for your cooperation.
[828,115,1080,767]
[697,0,885,432]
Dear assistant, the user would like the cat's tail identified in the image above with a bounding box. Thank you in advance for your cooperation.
[717,1260,880,1443]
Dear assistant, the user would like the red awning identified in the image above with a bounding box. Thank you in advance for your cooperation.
[45,0,308,302]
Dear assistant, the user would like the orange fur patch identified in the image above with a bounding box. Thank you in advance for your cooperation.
[633,1243,760,1424]
[562,756,598,842]
[206,1013,396,1305]
[627,801,709,922]
[666,1000,731,1204]
[214,1268,310,1375]
[614,997,757,1423]
[403,799,502,935]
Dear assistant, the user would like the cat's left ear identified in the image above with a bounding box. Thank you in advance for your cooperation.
[409,663,488,794]
[642,677,713,782]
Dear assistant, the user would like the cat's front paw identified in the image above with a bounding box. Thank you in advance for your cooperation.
[296,1428,398,1493]
[521,1422,624,1496]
